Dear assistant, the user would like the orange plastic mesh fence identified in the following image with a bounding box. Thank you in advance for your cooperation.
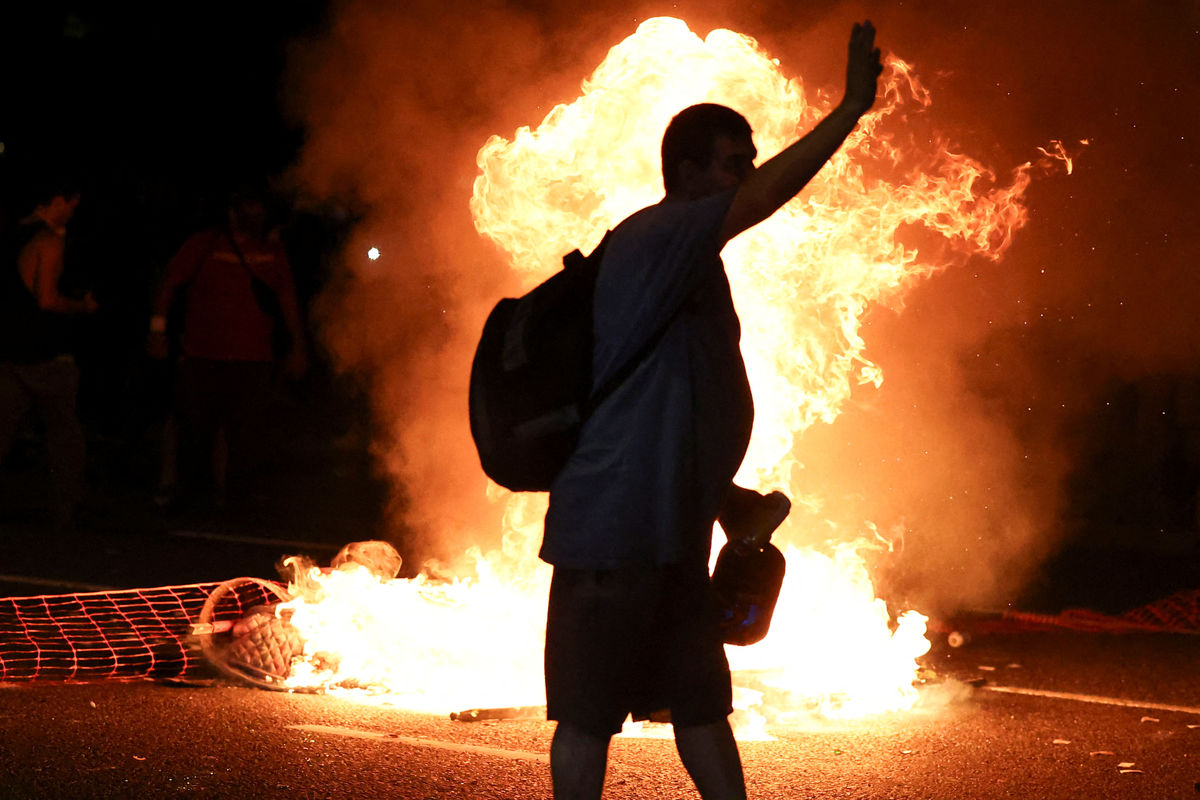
[0,581,282,681]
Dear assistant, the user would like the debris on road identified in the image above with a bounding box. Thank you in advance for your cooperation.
[451,705,545,722]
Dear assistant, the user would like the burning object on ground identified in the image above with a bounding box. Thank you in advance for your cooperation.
[194,541,406,690]
[194,577,302,690]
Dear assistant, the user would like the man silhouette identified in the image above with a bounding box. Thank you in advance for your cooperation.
[539,22,883,800]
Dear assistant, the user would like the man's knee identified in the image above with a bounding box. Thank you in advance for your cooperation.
[551,720,612,756]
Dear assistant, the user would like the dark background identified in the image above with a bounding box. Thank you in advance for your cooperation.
[0,1,339,437]
[1,2,321,190]
[0,1,382,567]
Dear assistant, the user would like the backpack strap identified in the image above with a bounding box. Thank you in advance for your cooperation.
[581,233,696,419]
[223,228,269,287]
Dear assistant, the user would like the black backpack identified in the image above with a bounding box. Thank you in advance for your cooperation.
[469,233,688,492]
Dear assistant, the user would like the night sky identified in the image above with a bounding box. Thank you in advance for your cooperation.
[1,2,322,193]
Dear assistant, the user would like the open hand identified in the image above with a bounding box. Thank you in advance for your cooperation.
[843,20,883,116]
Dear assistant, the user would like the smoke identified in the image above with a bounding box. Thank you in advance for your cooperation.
[281,0,623,562]
[284,1,1197,608]
[863,2,1199,613]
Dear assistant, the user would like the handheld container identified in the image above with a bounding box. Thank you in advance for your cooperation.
[711,540,786,646]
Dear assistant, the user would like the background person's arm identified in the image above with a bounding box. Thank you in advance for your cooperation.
[147,233,212,358]
[720,21,883,244]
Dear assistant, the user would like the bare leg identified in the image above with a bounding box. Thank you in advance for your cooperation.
[550,721,610,800]
[675,719,747,800]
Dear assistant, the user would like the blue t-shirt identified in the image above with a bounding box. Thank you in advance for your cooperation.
[540,190,754,569]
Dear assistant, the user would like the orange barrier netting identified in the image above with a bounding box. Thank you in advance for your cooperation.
[931,588,1200,637]
[0,581,282,681]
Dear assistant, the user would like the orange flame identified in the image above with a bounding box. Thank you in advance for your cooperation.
[280,17,1066,734]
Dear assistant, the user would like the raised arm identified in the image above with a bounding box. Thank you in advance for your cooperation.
[151,236,208,321]
[720,21,883,243]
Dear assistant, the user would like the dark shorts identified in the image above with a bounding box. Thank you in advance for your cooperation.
[545,563,733,737]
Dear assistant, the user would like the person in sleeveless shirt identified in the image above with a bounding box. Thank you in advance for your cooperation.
[0,178,97,529]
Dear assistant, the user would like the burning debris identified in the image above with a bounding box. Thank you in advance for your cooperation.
[194,577,302,690]
[192,543,403,691]
[450,706,545,723]
[188,537,927,732]
[190,540,552,714]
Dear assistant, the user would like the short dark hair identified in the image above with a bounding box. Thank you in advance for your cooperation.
[660,104,752,193]
[225,181,269,209]
[26,173,82,211]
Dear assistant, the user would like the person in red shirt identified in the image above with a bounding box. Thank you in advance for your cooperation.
[148,187,306,514]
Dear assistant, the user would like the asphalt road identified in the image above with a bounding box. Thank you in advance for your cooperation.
[0,630,1198,799]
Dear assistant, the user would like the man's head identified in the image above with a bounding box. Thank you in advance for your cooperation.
[226,184,269,237]
[27,176,82,227]
[661,103,756,199]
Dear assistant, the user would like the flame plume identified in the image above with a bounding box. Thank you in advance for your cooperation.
[280,17,1057,731]
[472,17,1035,493]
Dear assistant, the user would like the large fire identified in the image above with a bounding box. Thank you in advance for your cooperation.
[276,18,1071,735]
